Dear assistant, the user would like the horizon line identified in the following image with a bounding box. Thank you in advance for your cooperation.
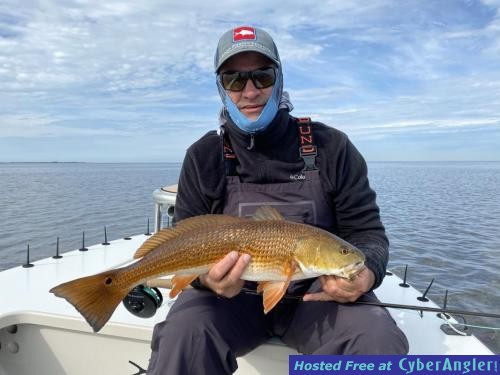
[1,160,500,164]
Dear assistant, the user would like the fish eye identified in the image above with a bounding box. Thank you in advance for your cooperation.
[105,277,113,285]
[340,247,350,255]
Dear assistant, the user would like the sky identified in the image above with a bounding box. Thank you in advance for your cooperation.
[1,0,500,162]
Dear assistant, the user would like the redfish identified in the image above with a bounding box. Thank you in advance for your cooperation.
[50,206,365,332]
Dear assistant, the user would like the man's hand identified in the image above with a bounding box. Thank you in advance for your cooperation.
[199,251,251,298]
[302,267,375,303]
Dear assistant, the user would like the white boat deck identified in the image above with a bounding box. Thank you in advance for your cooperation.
[0,234,493,375]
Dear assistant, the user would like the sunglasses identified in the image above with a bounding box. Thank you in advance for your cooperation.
[220,67,276,91]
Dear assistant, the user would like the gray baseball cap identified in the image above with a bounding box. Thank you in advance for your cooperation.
[214,26,281,72]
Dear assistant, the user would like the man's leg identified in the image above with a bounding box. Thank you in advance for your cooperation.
[147,288,271,375]
[280,279,409,354]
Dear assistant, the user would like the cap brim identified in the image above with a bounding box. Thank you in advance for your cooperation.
[215,43,280,72]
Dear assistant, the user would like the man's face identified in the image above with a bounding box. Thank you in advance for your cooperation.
[219,52,275,121]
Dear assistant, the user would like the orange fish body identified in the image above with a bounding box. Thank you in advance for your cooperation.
[50,207,365,332]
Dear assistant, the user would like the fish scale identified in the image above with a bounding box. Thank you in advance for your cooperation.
[132,222,300,281]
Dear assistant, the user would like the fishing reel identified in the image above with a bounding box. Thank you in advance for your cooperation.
[122,285,163,318]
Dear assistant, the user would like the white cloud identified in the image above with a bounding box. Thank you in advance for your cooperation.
[1,0,500,160]
[0,113,132,137]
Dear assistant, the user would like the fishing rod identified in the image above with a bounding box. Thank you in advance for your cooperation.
[145,279,500,320]
[239,288,500,319]
[349,300,500,319]
[252,292,500,320]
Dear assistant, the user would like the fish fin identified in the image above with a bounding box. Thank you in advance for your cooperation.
[168,274,198,298]
[257,260,297,314]
[252,206,285,221]
[134,214,245,259]
[50,269,130,333]
[257,280,290,314]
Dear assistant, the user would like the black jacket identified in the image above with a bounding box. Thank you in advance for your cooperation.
[174,109,389,289]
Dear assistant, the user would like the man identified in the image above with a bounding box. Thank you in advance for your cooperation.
[147,26,408,374]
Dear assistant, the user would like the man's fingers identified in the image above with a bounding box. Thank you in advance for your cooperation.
[303,291,356,303]
[225,253,251,284]
[208,251,239,281]
[303,276,360,303]
[321,275,357,294]
[201,252,251,298]
[302,292,331,302]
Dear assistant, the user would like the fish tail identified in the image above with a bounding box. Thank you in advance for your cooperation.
[50,269,130,332]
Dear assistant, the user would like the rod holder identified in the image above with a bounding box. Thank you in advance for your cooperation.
[437,290,451,319]
[128,360,147,375]
[22,244,34,268]
[102,226,110,245]
[417,278,434,302]
[399,264,410,288]
[52,237,63,259]
[79,231,88,251]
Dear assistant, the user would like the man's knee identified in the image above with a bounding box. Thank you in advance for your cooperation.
[148,316,236,374]
[314,307,408,354]
[150,318,185,348]
[330,308,409,354]
[352,317,408,354]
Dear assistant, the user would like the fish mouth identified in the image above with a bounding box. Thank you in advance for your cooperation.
[342,261,365,279]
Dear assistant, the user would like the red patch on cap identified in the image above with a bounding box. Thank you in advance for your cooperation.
[233,26,256,42]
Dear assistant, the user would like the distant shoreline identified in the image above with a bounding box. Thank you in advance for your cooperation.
[0,161,184,164]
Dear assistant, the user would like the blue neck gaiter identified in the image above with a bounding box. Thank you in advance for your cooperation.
[217,71,283,134]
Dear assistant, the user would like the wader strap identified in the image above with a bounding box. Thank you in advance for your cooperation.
[297,117,318,171]
[220,126,237,176]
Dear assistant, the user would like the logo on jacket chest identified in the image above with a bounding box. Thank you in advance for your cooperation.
[289,173,306,180]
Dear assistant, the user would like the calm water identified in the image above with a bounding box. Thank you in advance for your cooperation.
[0,161,498,353]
